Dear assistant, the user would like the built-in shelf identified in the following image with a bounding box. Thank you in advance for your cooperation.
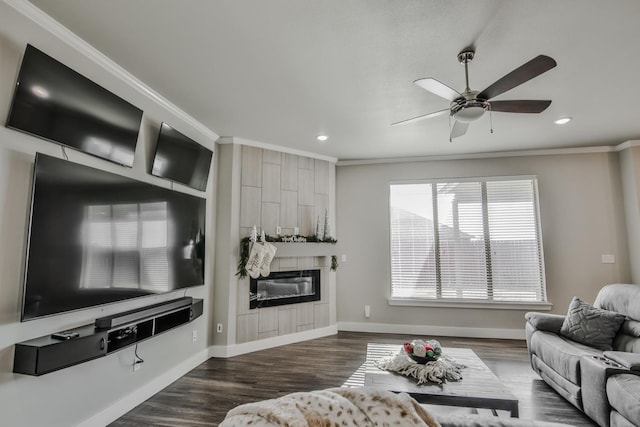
[272,242,338,258]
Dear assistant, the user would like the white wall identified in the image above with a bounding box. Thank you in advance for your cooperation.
[0,2,216,426]
[335,151,630,337]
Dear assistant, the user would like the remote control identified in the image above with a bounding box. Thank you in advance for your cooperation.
[51,331,80,340]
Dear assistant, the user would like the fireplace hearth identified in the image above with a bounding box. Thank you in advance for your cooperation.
[250,269,320,309]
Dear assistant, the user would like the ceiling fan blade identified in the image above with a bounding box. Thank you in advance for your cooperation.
[490,100,552,113]
[477,55,557,101]
[391,109,449,127]
[450,121,469,139]
[414,78,461,101]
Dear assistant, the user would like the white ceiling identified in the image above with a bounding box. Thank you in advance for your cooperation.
[27,0,640,161]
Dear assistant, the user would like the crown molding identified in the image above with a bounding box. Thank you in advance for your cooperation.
[218,136,338,164]
[614,140,640,152]
[4,0,219,143]
[337,145,624,166]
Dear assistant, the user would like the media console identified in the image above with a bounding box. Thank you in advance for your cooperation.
[13,297,203,376]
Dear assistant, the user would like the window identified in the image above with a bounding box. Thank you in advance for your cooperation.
[389,177,546,304]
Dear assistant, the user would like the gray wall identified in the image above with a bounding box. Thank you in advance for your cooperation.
[0,3,215,425]
[335,152,630,334]
[619,146,640,283]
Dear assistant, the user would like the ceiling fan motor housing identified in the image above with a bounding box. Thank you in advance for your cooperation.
[450,90,490,123]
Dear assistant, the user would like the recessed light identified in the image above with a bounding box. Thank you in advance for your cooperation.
[554,117,572,125]
[316,135,328,142]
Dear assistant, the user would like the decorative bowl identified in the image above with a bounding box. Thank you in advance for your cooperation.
[403,339,442,364]
[408,353,439,364]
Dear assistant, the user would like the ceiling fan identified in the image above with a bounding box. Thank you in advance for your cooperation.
[392,49,557,140]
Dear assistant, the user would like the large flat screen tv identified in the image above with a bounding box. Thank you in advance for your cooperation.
[151,122,212,191]
[6,44,142,167]
[21,153,206,321]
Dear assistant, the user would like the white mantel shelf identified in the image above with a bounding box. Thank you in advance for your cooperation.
[272,242,338,258]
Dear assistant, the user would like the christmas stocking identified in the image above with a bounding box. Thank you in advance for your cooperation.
[259,242,277,277]
[245,242,267,279]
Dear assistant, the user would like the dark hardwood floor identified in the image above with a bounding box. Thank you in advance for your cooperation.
[110,332,596,426]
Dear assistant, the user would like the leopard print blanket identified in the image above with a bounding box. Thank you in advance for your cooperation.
[219,387,440,427]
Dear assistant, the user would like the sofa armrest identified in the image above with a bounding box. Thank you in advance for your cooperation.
[580,355,630,427]
[603,351,640,372]
[525,312,565,334]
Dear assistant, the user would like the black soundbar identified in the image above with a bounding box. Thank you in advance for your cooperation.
[95,297,193,329]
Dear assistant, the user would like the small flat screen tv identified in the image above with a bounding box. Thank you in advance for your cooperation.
[151,122,212,191]
[6,44,142,167]
[21,153,206,321]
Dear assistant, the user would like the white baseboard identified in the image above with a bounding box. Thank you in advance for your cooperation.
[209,325,338,358]
[337,322,525,340]
[77,348,210,427]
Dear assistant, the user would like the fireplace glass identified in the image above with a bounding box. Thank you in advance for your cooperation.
[250,269,320,309]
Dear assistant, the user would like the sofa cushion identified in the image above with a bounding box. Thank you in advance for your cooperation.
[530,330,601,384]
[620,319,640,337]
[606,373,640,425]
[560,297,625,351]
[613,334,640,353]
[594,284,640,321]
[610,410,637,427]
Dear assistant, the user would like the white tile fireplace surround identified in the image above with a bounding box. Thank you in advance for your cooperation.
[235,145,337,344]
[237,259,331,342]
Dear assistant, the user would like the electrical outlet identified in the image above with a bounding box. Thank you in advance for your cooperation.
[364,305,371,318]
[341,254,347,262]
[276,226,282,235]
[601,254,615,264]
[294,227,299,235]
[216,323,223,333]
[192,330,198,342]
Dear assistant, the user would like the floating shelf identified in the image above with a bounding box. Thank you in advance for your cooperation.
[13,298,203,376]
[272,242,338,258]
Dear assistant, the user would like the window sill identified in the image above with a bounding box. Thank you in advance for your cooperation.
[387,297,553,311]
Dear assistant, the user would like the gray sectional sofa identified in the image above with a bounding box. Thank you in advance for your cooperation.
[526,284,640,427]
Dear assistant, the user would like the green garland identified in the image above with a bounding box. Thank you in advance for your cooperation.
[236,234,338,278]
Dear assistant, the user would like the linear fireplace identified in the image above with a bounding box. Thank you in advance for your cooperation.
[250,269,321,309]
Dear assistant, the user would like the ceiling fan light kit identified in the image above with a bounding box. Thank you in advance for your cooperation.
[450,95,489,123]
[393,48,557,140]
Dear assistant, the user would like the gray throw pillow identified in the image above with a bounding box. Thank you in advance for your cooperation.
[560,297,626,351]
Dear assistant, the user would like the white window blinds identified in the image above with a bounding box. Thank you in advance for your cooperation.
[389,177,546,303]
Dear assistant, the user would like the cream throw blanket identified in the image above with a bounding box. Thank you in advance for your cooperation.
[219,387,440,427]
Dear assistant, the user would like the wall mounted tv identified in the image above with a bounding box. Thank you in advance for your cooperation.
[21,153,206,321]
[6,44,143,167]
[151,122,213,191]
